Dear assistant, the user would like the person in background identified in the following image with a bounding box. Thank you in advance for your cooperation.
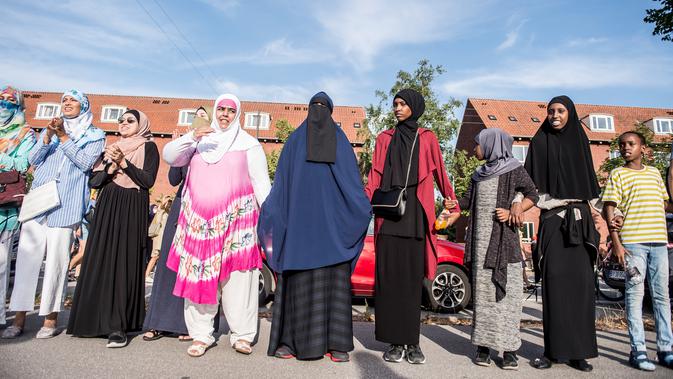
[2,89,105,340]
[0,86,36,327]
[145,197,172,283]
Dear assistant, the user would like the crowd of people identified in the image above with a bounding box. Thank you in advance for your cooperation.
[0,85,671,372]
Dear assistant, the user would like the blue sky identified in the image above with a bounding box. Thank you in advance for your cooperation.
[2,0,672,114]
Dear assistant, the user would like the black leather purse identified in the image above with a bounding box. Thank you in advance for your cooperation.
[371,131,418,218]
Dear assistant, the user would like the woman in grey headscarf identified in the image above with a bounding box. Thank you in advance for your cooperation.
[457,128,538,369]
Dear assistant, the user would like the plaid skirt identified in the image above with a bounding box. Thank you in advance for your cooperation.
[267,261,354,359]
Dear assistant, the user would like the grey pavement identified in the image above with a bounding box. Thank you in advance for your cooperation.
[0,309,670,379]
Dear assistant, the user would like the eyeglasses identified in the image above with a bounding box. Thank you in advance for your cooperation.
[118,117,137,124]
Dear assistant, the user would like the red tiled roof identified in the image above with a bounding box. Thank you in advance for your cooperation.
[21,91,367,143]
[466,98,673,142]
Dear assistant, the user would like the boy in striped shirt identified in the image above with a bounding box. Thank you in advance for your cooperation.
[602,131,673,371]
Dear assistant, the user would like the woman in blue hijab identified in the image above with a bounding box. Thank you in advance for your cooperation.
[258,92,371,362]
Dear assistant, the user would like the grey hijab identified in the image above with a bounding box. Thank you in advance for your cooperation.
[472,128,521,182]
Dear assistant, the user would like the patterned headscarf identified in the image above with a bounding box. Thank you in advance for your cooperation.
[0,86,31,153]
[61,89,94,142]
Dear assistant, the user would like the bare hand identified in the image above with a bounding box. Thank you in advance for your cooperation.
[106,161,119,174]
[495,208,510,223]
[171,129,181,140]
[509,202,524,227]
[609,216,624,232]
[47,117,66,138]
[612,243,629,267]
[193,126,213,141]
[444,198,457,210]
[105,146,125,165]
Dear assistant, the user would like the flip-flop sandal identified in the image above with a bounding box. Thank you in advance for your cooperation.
[187,343,211,357]
[178,335,194,342]
[142,330,167,341]
[233,340,252,355]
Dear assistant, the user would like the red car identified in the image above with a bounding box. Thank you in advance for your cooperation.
[258,222,472,313]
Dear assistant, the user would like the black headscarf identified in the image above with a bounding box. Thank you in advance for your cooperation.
[306,91,337,163]
[524,95,599,200]
[381,89,425,189]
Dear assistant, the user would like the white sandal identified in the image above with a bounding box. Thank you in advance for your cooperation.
[233,340,252,355]
[187,342,211,357]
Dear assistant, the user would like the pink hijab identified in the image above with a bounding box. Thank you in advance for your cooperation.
[93,109,152,189]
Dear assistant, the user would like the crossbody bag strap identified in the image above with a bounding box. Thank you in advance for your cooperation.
[401,130,419,190]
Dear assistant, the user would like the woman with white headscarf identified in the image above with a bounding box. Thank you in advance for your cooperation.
[2,89,105,340]
[163,94,271,357]
[67,109,159,348]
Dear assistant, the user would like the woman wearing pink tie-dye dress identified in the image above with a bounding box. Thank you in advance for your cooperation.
[163,93,271,357]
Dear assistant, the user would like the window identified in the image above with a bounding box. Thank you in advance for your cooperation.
[654,118,673,134]
[353,122,361,128]
[512,145,529,163]
[178,109,196,126]
[609,150,621,159]
[520,222,535,243]
[244,112,271,130]
[101,106,126,123]
[336,122,342,127]
[35,103,61,119]
[487,115,497,120]
[508,116,517,122]
[531,117,540,123]
[589,114,614,131]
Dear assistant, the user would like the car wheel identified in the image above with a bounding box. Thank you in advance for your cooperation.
[424,264,471,313]
[259,263,275,306]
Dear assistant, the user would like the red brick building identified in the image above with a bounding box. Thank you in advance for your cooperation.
[456,97,673,248]
[21,91,366,200]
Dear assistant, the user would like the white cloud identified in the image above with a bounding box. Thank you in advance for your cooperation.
[311,0,488,70]
[496,20,526,52]
[200,38,331,67]
[443,53,673,98]
[215,80,312,103]
[567,37,609,47]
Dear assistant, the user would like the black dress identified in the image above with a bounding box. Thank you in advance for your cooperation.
[67,142,159,336]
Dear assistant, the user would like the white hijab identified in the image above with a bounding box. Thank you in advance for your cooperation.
[196,93,260,164]
[61,89,94,142]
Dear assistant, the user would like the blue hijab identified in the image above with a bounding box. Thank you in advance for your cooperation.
[257,92,372,273]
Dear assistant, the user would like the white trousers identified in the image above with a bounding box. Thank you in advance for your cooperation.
[9,219,74,315]
[0,230,17,324]
[184,269,259,346]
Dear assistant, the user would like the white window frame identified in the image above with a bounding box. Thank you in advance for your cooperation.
[609,150,621,159]
[653,118,673,135]
[512,145,529,163]
[100,105,127,123]
[589,114,614,132]
[520,222,535,243]
[178,109,197,126]
[35,103,61,120]
[244,112,271,130]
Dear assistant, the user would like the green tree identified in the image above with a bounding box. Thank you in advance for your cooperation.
[644,0,673,42]
[598,123,671,185]
[358,59,463,182]
[275,119,295,142]
[266,150,281,181]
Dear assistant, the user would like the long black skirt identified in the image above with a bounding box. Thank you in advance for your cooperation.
[267,261,354,360]
[142,192,187,335]
[540,213,598,360]
[67,183,148,336]
[374,234,425,345]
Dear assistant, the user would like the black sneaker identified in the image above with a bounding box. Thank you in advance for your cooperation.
[406,344,426,364]
[569,359,593,372]
[383,344,405,363]
[106,331,128,348]
[502,351,519,370]
[474,346,491,367]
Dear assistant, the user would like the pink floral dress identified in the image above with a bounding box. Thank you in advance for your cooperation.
[167,151,263,304]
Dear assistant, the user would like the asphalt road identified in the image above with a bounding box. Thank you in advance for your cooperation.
[0,310,670,379]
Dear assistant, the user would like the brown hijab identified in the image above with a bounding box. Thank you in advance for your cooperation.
[93,109,152,189]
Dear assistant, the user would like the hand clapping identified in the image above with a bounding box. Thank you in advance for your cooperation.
[104,146,125,165]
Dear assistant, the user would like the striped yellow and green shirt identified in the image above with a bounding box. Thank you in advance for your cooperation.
[601,165,668,244]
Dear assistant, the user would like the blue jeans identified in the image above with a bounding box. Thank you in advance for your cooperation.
[623,243,672,353]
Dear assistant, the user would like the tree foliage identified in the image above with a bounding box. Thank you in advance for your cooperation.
[275,118,296,142]
[597,123,672,185]
[644,0,673,42]
[266,150,281,182]
[358,59,463,182]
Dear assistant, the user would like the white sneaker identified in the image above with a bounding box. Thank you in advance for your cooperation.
[35,327,57,339]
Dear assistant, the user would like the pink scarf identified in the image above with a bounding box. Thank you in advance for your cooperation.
[93,110,152,189]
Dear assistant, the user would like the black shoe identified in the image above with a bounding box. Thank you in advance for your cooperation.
[502,351,519,370]
[474,346,491,367]
[569,359,593,372]
[327,351,350,362]
[106,331,127,348]
[657,351,673,369]
[274,345,295,359]
[531,356,552,369]
[406,344,426,364]
[383,344,405,363]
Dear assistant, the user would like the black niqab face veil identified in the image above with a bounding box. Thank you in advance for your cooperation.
[306,91,337,163]
[382,89,426,189]
[524,95,600,200]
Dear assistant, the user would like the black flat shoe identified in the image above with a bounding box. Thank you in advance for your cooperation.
[106,331,128,348]
[531,357,552,369]
[569,359,593,372]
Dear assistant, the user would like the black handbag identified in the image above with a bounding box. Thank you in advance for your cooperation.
[371,130,418,218]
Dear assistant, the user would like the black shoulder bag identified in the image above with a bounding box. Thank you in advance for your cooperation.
[371,131,418,218]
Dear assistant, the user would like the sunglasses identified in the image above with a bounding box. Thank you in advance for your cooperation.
[117,117,137,124]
